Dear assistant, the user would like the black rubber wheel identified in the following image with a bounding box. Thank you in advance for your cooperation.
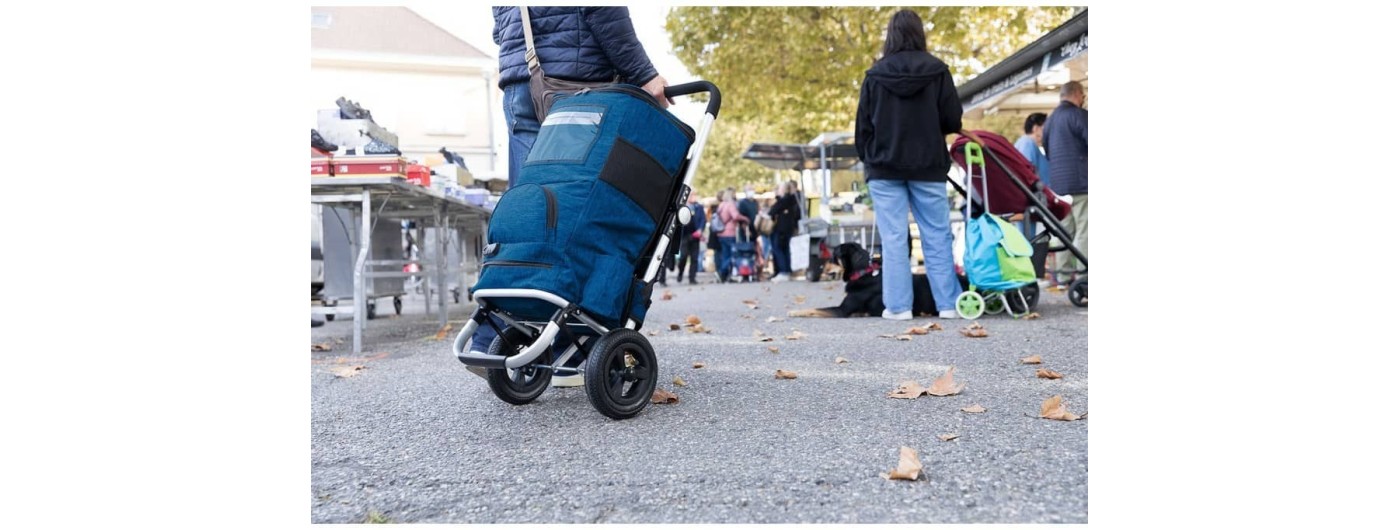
[325,314,335,322]
[1008,283,1040,313]
[1068,278,1088,308]
[485,330,552,405]
[584,329,658,420]
[366,302,377,320]
[393,297,403,315]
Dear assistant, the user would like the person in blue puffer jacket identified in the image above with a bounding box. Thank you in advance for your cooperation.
[470,7,670,388]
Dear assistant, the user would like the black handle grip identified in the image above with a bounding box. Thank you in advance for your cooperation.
[663,81,722,118]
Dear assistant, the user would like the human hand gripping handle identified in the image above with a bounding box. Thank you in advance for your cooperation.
[662,80,723,117]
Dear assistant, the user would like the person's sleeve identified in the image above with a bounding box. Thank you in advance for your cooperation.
[492,7,508,46]
[583,7,659,85]
[855,79,873,161]
[1015,138,1037,165]
[1076,110,1088,150]
[937,73,963,135]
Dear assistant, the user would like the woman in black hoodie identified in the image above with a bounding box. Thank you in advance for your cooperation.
[854,9,965,320]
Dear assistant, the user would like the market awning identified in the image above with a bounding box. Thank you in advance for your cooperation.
[741,142,860,172]
[957,9,1088,119]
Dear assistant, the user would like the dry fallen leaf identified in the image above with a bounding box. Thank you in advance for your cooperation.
[1024,312,1040,320]
[753,329,766,338]
[739,314,755,319]
[768,346,780,353]
[766,316,786,323]
[662,290,675,301]
[669,323,681,331]
[774,369,797,379]
[1036,368,1064,380]
[824,284,836,290]
[330,365,365,378]
[924,322,943,331]
[896,334,913,341]
[835,356,850,364]
[759,337,775,342]
[312,342,332,352]
[1040,395,1081,420]
[785,330,807,340]
[793,295,807,304]
[647,330,659,336]
[887,380,925,399]
[905,327,929,336]
[673,376,688,387]
[959,322,989,338]
[938,434,960,442]
[880,446,923,481]
[742,299,759,305]
[878,334,896,339]
[692,362,706,369]
[686,315,702,326]
[961,404,987,414]
[1021,355,1043,364]
[926,366,966,396]
[433,324,453,341]
[687,325,711,334]
[651,388,679,404]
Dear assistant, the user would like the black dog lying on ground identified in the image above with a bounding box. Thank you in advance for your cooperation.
[790,242,966,318]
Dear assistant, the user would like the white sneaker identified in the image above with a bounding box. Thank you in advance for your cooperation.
[551,372,584,388]
[938,309,960,319]
[771,274,788,283]
[882,309,913,321]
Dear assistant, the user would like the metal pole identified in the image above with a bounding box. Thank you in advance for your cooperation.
[354,192,371,354]
[437,205,448,327]
[483,72,498,173]
[419,224,429,315]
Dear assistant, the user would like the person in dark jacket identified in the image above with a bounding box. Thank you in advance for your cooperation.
[676,190,707,285]
[854,9,964,320]
[1042,80,1088,286]
[470,7,671,387]
[767,181,801,282]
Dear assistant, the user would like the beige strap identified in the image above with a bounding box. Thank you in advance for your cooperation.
[519,7,540,70]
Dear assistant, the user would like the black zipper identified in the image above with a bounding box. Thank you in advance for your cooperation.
[483,260,552,269]
[543,186,556,229]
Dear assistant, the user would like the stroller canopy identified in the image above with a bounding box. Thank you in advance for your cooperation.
[950,131,1070,221]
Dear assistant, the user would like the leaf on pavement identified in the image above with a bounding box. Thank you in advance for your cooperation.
[1036,368,1064,380]
[768,346,780,353]
[648,330,659,336]
[961,404,986,413]
[1040,395,1081,421]
[759,337,775,342]
[753,329,766,338]
[692,362,706,369]
[767,316,786,323]
[740,314,755,319]
[312,342,332,352]
[924,322,943,331]
[673,376,688,387]
[887,380,925,399]
[835,356,850,364]
[905,327,929,336]
[1024,312,1040,320]
[880,446,923,481]
[329,365,365,378]
[687,325,711,334]
[669,323,682,331]
[959,322,988,338]
[686,315,702,326]
[938,434,960,442]
[775,369,797,379]
[1021,355,1043,364]
[785,330,807,340]
[433,324,453,341]
[926,366,966,396]
[662,290,675,301]
[651,388,679,404]
[896,334,913,341]
[793,295,807,304]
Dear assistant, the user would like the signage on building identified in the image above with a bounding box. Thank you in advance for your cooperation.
[965,30,1088,110]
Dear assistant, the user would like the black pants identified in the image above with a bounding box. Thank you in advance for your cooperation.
[676,238,701,282]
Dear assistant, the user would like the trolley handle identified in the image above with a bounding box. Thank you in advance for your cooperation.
[664,81,722,118]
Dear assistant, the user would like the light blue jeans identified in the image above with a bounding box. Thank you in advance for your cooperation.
[868,179,962,313]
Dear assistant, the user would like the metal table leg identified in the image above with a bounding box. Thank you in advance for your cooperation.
[418,224,430,315]
[353,192,370,354]
[436,205,448,327]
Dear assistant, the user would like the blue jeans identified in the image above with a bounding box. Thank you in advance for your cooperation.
[718,236,736,281]
[471,83,541,353]
[868,179,962,313]
[771,230,793,275]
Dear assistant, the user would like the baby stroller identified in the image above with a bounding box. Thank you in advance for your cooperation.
[949,131,1089,312]
[732,221,758,282]
[452,81,723,419]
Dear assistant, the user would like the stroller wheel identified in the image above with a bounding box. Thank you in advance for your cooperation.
[584,329,658,420]
[485,331,552,405]
[1007,283,1040,314]
[985,294,1005,315]
[1068,278,1088,308]
[956,291,985,320]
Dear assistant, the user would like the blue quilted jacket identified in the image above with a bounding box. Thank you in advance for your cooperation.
[492,7,658,89]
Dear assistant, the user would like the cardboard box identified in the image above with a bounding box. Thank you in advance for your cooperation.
[433,164,474,187]
[406,164,431,187]
[334,156,407,178]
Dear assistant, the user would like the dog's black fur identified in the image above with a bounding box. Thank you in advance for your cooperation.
[793,242,965,318]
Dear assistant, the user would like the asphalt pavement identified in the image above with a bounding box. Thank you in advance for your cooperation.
[310,274,1088,523]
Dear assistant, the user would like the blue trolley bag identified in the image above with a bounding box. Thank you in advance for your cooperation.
[473,85,696,327]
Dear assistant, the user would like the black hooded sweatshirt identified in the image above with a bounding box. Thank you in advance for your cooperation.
[855,51,964,182]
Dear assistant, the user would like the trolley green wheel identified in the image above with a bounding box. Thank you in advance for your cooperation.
[956,291,985,320]
[985,294,1005,315]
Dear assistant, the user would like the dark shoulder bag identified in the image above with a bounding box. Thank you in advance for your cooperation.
[520,7,621,122]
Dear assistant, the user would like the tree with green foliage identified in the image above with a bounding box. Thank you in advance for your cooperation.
[666,6,1075,195]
